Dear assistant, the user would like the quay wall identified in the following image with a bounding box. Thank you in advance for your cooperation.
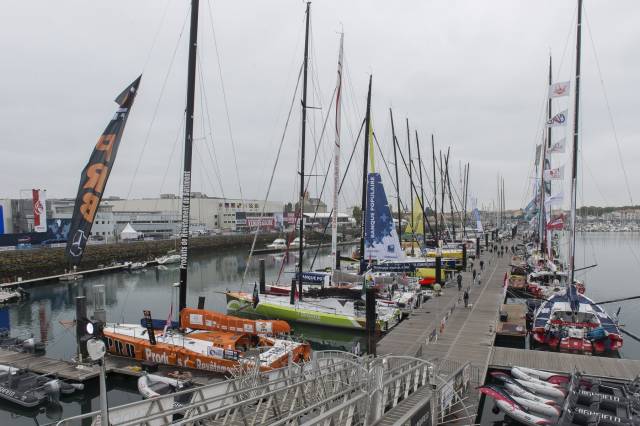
[0,232,284,281]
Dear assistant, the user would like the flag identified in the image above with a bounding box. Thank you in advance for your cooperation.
[65,76,142,265]
[549,138,566,154]
[543,158,552,195]
[544,165,564,181]
[546,110,568,127]
[548,81,570,98]
[535,144,542,166]
[546,215,565,230]
[544,191,564,206]
[32,189,47,233]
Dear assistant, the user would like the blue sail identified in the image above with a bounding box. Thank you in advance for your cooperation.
[364,173,403,261]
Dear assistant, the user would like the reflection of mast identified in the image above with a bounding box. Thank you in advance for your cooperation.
[39,301,48,343]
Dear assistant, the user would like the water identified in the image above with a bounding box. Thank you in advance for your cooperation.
[0,244,365,424]
[2,234,640,423]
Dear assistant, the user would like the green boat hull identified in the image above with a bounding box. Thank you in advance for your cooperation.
[226,295,394,332]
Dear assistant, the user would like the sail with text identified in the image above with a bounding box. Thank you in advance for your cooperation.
[65,76,142,265]
[364,173,403,261]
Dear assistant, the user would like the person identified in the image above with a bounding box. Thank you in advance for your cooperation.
[480,260,484,271]
[477,275,482,286]
[472,269,477,281]
[456,272,462,292]
[463,289,469,308]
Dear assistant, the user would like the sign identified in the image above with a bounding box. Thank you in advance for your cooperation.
[32,189,47,233]
[364,173,403,261]
[246,216,275,228]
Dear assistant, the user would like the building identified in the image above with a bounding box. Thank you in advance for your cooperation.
[108,195,284,233]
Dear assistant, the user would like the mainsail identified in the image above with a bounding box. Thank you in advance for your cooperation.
[364,172,403,261]
[65,76,142,265]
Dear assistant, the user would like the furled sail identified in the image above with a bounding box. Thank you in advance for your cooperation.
[65,76,142,265]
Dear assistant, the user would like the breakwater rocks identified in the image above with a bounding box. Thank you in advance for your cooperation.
[0,233,280,282]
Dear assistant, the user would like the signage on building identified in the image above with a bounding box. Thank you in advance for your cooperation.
[247,217,275,228]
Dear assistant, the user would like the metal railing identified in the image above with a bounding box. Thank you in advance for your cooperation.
[51,351,443,426]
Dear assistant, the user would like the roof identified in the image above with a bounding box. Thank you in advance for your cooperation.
[121,223,138,235]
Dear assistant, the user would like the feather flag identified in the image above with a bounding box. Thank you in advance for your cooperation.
[547,215,565,230]
[544,165,564,181]
[549,81,570,98]
[549,138,566,154]
[546,110,568,127]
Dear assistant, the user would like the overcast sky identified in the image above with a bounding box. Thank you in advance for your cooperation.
[1,0,638,211]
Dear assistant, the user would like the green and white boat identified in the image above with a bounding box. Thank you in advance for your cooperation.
[225,291,401,332]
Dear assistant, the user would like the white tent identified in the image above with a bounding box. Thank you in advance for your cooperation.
[120,223,139,240]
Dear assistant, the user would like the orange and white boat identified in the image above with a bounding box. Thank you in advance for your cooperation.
[104,311,310,374]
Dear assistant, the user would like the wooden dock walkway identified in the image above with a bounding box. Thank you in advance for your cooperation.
[1,264,129,288]
[0,348,100,381]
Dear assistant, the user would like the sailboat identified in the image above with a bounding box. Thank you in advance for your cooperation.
[226,12,402,332]
[530,0,622,354]
[64,0,310,373]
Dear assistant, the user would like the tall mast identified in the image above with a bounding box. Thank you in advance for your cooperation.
[406,119,414,254]
[415,131,426,246]
[359,75,372,274]
[439,151,446,240]
[331,32,343,271]
[463,163,469,237]
[569,0,583,284]
[431,135,438,243]
[390,109,402,245]
[445,149,455,240]
[294,1,311,304]
[539,57,552,253]
[178,0,200,319]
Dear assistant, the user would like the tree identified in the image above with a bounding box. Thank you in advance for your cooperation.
[352,206,362,227]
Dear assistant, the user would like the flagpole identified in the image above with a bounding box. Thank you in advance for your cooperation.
[569,0,583,285]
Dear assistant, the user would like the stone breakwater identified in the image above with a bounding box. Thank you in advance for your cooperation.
[0,233,280,282]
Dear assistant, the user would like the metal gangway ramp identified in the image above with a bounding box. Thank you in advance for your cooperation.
[52,351,466,426]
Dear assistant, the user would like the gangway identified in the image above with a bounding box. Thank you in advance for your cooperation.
[52,351,469,426]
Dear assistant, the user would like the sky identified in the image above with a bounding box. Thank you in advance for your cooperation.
[1,0,639,212]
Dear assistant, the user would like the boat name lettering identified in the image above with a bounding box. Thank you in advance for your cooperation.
[300,312,321,321]
[189,314,203,325]
[0,386,16,398]
[144,348,169,364]
[195,358,232,373]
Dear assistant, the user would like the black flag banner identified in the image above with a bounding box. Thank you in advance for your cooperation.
[65,76,142,265]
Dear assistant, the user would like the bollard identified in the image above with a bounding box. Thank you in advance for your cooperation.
[259,259,266,294]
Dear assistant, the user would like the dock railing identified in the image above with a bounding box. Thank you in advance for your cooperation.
[51,351,442,426]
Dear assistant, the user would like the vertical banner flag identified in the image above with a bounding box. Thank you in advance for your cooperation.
[65,76,141,265]
[548,81,570,98]
[543,158,552,195]
[549,138,566,154]
[32,189,47,232]
[544,165,565,181]
[364,173,403,261]
[546,110,568,127]
[534,144,542,166]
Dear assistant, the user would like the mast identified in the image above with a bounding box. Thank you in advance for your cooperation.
[445,148,455,240]
[569,0,583,284]
[406,119,414,255]
[439,151,446,240]
[539,56,552,254]
[178,0,200,318]
[463,163,469,237]
[415,131,426,246]
[294,1,311,304]
[390,109,402,245]
[359,75,372,274]
[431,135,438,243]
[331,32,343,271]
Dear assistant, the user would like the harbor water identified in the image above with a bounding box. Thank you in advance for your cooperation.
[1,234,639,423]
